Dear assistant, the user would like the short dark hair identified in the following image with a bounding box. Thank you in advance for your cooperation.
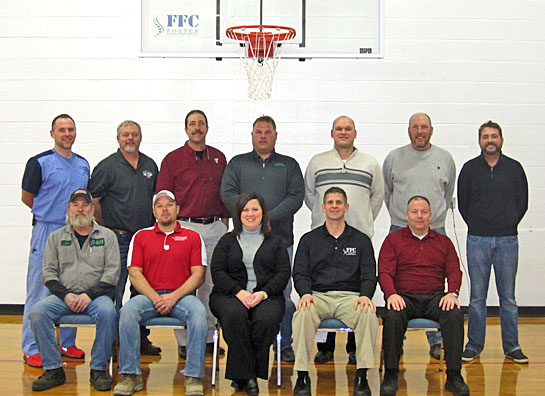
[478,120,502,138]
[252,115,276,132]
[233,192,271,237]
[408,112,432,128]
[407,195,431,208]
[185,110,208,128]
[51,114,76,130]
[323,186,348,204]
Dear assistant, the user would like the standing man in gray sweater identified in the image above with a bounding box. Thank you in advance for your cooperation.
[221,115,304,362]
[382,112,456,358]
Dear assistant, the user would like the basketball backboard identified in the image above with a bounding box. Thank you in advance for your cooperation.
[141,0,384,59]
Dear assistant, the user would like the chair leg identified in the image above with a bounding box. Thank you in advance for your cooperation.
[276,330,281,387]
[439,342,444,372]
[379,345,384,372]
[212,326,219,386]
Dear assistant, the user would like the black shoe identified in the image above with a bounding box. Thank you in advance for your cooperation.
[293,374,311,396]
[461,348,479,362]
[353,373,371,396]
[32,367,66,391]
[506,349,529,364]
[429,344,441,360]
[445,371,470,396]
[348,351,357,365]
[380,369,399,396]
[314,350,334,363]
[245,378,259,396]
[206,342,225,355]
[90,369,112,391]
[231,379,247,391]
[178,345,187,359]
[281,347,296,362]
[140,338,161,355]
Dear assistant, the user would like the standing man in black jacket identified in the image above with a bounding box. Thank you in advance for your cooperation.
[458,120,529,364]
[292,187,378,396]
[221,115,304,362]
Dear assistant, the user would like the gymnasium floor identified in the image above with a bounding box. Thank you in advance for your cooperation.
[1,316,543,395]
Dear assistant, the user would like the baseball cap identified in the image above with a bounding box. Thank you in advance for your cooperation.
[152,190,177,207]
[69,189,93,204]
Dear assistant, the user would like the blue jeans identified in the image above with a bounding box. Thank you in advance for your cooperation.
[29,295,117,370]
[114,234,131,312]
[465,235,520,354]
[274,246,295,351]
[22,221,77,356]
[118,292,207,377]
[389,224,444,347]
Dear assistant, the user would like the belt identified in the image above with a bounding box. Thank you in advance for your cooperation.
[178,216,219,225]
[111,229,134,237]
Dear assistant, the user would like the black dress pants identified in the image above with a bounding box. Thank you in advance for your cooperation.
[382,292,463,370]
[210,293,284,380]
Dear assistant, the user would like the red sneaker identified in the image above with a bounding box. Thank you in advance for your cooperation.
[60,345,85,359]
[23,353,42,368]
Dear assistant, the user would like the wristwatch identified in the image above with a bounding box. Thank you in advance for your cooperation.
[261,291,269,300]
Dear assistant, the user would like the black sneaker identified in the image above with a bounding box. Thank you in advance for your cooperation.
[445,371,470,396]
[379,369,398,396]
[353,372,371,396]
[348,351,357,365]
[178,345,187,359]
[90,369,112,391]
[461,349,480,362]
[429,344,441,360]
[206,342,225,355]
[141,338,161,355]
[314,350,334,363]
[32,367,66,391]
[281,347,296,362]
[506,349,529,364]
[293,373,311,396]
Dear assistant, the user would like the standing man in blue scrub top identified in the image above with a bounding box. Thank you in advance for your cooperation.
[21,114,90,368]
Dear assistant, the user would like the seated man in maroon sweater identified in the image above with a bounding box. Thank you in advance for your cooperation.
[378,196,469,396]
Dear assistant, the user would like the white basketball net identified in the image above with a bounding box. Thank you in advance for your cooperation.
[227,26,295,100]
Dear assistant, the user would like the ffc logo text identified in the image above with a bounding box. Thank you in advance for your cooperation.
[343,247,357,256]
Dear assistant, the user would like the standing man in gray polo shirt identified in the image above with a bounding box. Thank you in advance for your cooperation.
[88,120,160,355]
[382,112,456,359]
[221,115,304,361]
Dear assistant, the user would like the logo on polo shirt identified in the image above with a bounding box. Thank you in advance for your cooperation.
[214,158,219,164]
[172,236,188,241]
[343,247,357,256]
[142,170,153,179]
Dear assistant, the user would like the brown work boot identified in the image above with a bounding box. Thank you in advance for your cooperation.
[184,376,204,396]
[113,374,144,395]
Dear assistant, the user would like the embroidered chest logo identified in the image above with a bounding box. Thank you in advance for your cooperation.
[90,238,105,246]
[142,170,153,179]
[61,240,72,246]
[214,158,219,164]
[172,236,188,242]
[343,247,357,256]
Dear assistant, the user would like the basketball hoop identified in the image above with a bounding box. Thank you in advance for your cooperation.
[226,25,296,100]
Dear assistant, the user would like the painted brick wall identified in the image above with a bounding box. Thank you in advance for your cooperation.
[1,1,544,306]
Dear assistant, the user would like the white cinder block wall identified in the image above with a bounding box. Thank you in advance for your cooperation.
[1,1,544,308]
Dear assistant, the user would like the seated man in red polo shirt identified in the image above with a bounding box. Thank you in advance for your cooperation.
[114,190,208,396]
[378,196,469,396]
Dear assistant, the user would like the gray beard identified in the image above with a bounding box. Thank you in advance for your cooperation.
[68,213,93,227]
[123,145,137,153]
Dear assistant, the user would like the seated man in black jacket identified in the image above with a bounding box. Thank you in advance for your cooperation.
[292,187,378,396]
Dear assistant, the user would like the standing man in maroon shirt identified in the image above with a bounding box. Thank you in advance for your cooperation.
[378,196,469,396]
[156,110,230,357]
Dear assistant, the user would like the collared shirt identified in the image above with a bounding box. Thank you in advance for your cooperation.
[42,222,120,292]
[22,149,90,224]
[378,227,462,299]
[221,149,304,248]
[88,149,158,233]
[293,223,377,298]
[128,222,206,291]
[156,142,230,219]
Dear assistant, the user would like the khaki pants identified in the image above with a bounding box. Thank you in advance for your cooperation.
[292,291,378,371]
